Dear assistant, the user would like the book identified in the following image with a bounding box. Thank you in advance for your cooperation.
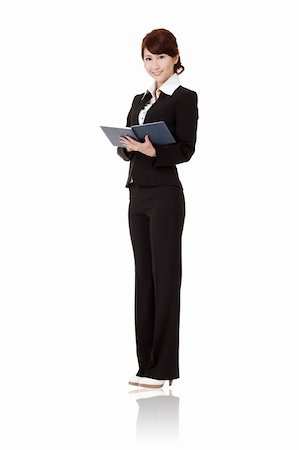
[100,121,176,146]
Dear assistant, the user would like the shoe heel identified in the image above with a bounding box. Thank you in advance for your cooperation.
[169,379,173,386]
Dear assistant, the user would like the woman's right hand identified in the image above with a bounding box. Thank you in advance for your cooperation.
[119,135,138,153]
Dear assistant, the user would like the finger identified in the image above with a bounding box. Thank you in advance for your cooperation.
[124,136,135,142]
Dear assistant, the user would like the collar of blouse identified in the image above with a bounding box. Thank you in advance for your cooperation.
[141,72,180,101]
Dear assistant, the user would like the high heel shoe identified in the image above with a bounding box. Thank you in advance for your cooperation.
[138,377,173,389]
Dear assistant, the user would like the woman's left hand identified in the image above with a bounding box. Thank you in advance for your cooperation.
[119,134,156,157]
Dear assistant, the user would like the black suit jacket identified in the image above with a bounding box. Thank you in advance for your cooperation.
[117,85,199,188]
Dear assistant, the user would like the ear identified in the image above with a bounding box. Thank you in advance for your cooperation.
[174,54,179,65]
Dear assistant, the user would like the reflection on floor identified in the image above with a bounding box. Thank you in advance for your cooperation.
[128,388,180,445]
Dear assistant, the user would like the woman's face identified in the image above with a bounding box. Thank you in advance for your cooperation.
[143,48,179,87]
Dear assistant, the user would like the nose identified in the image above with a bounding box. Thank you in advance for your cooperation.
[152,59,160,69]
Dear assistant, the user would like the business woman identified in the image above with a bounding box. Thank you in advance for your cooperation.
[117,28,198,389]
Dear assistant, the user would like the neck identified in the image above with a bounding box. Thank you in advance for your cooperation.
[155,72,175,91]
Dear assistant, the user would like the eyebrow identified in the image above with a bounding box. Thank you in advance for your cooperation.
[144,53,164,57]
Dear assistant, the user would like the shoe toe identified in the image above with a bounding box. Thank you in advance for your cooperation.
[138,377,165,388]
[128,375,141,386]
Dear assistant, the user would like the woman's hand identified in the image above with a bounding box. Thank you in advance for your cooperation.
[119,134,156,157]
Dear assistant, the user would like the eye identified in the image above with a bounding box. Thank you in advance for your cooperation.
[145,57,151,61]
[159,55,165,59]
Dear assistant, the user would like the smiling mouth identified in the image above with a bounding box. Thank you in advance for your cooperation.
[153,72,162,75]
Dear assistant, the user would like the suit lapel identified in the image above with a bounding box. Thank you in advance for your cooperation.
[143,91,168,123]
[131,91,169,125]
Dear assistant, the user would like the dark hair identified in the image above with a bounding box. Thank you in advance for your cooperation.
[141,28,185,74]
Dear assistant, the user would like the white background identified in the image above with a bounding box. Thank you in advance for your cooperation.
[0,0,298,449]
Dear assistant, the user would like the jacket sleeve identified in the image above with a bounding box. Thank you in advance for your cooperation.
[117,96,137,161]
[152,90,198,167]
[117,146,133,161]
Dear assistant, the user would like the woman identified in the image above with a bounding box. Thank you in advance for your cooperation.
[117,28,198,389]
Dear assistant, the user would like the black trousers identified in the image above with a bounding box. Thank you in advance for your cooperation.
[128,182,185,380]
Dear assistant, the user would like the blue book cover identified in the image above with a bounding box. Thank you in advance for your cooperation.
[100,121,176,146]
